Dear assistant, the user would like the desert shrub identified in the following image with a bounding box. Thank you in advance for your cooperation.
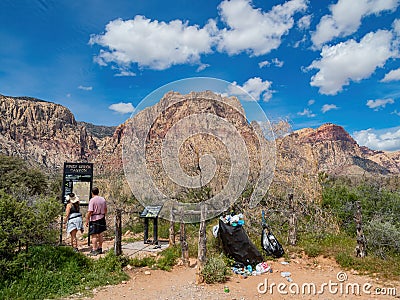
[365,219,400,257]
[0,155,48,195]
[0,246,128,300]
[129,256,157,268]
[0,191,61,262]
[157,245,180,271]
[322,183,400,254]
[201,255,229,284]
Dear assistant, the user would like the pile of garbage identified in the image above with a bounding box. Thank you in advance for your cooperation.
[213,212,246,237]
[220,213,245,227]
[217,212,264,266]
[231,262,272,277]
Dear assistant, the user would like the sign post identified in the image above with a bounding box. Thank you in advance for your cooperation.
[60,162,94,245]
[140,205,162,247]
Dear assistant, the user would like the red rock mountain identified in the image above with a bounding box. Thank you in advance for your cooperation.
[0,94,399,177]
[288,123,400,175]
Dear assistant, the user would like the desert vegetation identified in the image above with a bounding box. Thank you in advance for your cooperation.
[0,154,399,299]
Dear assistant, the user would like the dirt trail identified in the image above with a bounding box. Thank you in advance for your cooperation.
[82,254,398,300]
[64,233,399,300]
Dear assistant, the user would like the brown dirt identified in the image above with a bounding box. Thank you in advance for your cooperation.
[78,252,399,299]
[63,232,399,300]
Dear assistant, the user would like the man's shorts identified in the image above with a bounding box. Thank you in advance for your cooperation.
[89,217,107,235]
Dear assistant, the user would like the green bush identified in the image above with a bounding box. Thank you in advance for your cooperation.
[0,245,128,300]
[322,180,400,255]
[0,155,48,195]
[157,245,180,271]
[0,191,61,264]
[201,255,229,284]
[365,219,400,256]
[0,155,62,263]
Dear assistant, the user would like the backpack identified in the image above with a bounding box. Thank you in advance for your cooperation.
[261,210,284,258]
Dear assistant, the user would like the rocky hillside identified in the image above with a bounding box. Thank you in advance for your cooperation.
[0,94,399,179]
[0,94,116,174]
[286,123,400,175]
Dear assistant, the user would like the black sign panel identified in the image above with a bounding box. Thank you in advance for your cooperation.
[62,162,93,205]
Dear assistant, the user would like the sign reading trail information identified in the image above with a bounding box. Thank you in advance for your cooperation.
[140,205,163,218]
[62,162,93,205]
[140,205,163,245]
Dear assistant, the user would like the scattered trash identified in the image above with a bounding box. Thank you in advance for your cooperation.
[280,261,289,265]
[287,277,293,282]
[212,225,219,238]
[231,262,254,277]
[280,272,291,278]
[224,286,230,293]
[220,213,245,227]
[255,262,270,274]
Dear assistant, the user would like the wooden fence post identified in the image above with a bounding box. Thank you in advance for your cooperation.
[114,208,122,256]
[169,207,175,246]
[196,203,207,284]
[180,222,190,266]
[354,201,367,258]
[288,193,297,246]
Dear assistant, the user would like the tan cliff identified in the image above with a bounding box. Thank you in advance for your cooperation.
[0,94,399,178]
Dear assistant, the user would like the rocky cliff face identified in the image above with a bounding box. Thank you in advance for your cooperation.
[0,94,399,178]
[288,123,399,176]
[0,95,102,172]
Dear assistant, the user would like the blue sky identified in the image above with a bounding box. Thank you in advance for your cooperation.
[1,0,400,151]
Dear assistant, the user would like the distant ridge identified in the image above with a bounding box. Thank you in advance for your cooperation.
[0,93,399,177]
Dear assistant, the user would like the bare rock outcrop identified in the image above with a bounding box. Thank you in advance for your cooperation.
[0,93,399,179]
[0,94,98,171]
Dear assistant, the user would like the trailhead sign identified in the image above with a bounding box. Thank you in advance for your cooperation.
[62,162,93,205]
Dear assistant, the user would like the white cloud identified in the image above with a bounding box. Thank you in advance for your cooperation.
[114,70,136,77]
[321,104,338,113]
[78,85,93,91]
[393,18,400,36]
[381,68,400,82]
[271,58,284,67]
[311,0,399,48]
[366,98,395,110]
[308,30,395,95]
[353,127,400,151]
[89,16,216,71]
[196,63,210,72]
[109,102,135,114]
[217,0,307,56]
[308,99,315,106]
[392,109,400,116]
[258,61,270,68]
[227,77,274,101]
[258,58,284,68]
[297,108,316,117]
[297,15,311,30]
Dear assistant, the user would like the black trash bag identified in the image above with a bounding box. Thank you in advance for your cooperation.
[261,228,285,258]
[261,210,284,258]
[218,219,263,266]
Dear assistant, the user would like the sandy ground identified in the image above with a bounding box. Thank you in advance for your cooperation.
[63,233,399,300]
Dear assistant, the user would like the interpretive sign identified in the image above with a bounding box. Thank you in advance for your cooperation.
[140,205,163,245]
[140,205,162,218]
[62,162,93,205]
